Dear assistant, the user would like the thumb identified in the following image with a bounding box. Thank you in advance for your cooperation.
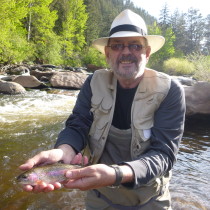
[19,158,37,170]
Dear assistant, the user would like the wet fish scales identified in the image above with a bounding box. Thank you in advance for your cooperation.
[17,163,81,185]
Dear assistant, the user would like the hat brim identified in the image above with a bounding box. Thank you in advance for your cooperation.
[92,32,165,55]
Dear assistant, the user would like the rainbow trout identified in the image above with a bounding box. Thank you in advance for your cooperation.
[17,163,81,185]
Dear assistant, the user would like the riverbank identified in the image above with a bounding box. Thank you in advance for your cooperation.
[1,64,210,118]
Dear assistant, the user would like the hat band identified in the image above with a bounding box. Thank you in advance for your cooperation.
[109,24,147,36]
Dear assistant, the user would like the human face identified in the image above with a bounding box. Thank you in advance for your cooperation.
[105,37,151,86]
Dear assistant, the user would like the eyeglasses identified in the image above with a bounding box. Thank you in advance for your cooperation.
[107,44,144,52]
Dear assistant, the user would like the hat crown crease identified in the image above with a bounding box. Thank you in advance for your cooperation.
[111,9,148,35]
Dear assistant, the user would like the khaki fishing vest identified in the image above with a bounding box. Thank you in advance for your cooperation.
[86,69,171,164]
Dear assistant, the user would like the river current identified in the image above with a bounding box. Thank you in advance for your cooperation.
[0,90,209,210]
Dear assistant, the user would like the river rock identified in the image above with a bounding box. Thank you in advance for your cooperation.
[184,81,210,115]
[30,69,54,80]
[6,66,30,75]
[50,72,88,89]
[12,75,47,88]
[172,76,196,86]
[0,79,26,94]
[86,64,103,72]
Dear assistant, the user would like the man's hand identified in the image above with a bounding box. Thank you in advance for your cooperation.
[63,164,134,190]
[18,144,85,193]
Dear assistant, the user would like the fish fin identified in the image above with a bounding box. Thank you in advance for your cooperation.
[36,180,45,185]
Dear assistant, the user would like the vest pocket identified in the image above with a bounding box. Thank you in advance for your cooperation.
[133,116,153,142]
[90,95,112,136]
[132,117,153,158]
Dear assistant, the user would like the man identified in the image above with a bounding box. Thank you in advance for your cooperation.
[19,9,185,209]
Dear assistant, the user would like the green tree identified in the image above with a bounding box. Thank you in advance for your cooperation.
[170,10,187,57]
[0,0,32,63]
[84,0,102,45]
[184,8,205,54]
[159,3,171,32]
[148,22,175,70]
[25,0,61,64]
[204,15,210,55]
[59,0,87,66]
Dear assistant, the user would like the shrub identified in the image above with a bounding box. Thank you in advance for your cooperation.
[81,47,107,68]
[186,53,210,82]
[163,58,195,76]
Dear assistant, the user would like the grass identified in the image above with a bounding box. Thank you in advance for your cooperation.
[163,53,210,82]
[163,58,195,76]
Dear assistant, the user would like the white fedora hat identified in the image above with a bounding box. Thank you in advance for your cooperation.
[92,9,165,54]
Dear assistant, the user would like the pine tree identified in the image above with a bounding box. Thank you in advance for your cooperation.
[203,15,210,55]
[159,3,171,33]
[170,9,187,56]
[184,8,205,54]
[58,0,88,65]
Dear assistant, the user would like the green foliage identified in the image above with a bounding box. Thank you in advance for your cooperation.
[81,47,107,67]
[0,0,88,65]
[163,54,210,82]
[147,22,175,71]
[0,0,32,63]
[0,0,209,67]
[205,15,210,55]
[60,0,88,66]
[163,58,195,76]
[26,0,61,63]
[186,53,210,81]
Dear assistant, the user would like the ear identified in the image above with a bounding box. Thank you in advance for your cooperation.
[146,46,151,58]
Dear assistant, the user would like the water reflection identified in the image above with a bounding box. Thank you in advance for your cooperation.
[0,91,210,209]
[170,118,210,210]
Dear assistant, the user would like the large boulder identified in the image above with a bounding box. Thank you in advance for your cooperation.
[12,75,47,88]
[172,76,196,86]
[86,64,103,72]
[30,69,54,80]
[184,81,210,115]
[6,65,30,75]
[0,79,26,94]
[50,72,88,89]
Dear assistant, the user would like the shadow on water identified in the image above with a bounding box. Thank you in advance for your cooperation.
[0,92,210,210]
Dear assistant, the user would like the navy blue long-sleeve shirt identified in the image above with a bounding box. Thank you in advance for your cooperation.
[55,73,186,187]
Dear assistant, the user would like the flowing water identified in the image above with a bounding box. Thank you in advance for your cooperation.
[0,90,209,210]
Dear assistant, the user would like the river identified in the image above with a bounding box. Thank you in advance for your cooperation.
[0,90,209,210]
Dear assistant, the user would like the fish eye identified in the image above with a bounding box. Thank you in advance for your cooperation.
[21,175,27,179]
[17,174,28,180]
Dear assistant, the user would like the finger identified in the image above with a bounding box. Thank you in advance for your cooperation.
[33,182,48,193]
[65,167,85,180]
[53,182,62,190]
[63,178,81,189]
[43,184,55,193]
[70,153,82,165]
[83,156,89,166]
[19,158,38,170]
[19,151,51,171]
[22,185,34,192]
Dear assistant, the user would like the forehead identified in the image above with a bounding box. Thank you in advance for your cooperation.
[109,37,145,44]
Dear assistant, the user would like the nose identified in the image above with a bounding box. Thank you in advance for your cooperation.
[121,45,131,54]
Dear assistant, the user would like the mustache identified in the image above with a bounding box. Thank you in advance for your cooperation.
[118,55,138,63]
